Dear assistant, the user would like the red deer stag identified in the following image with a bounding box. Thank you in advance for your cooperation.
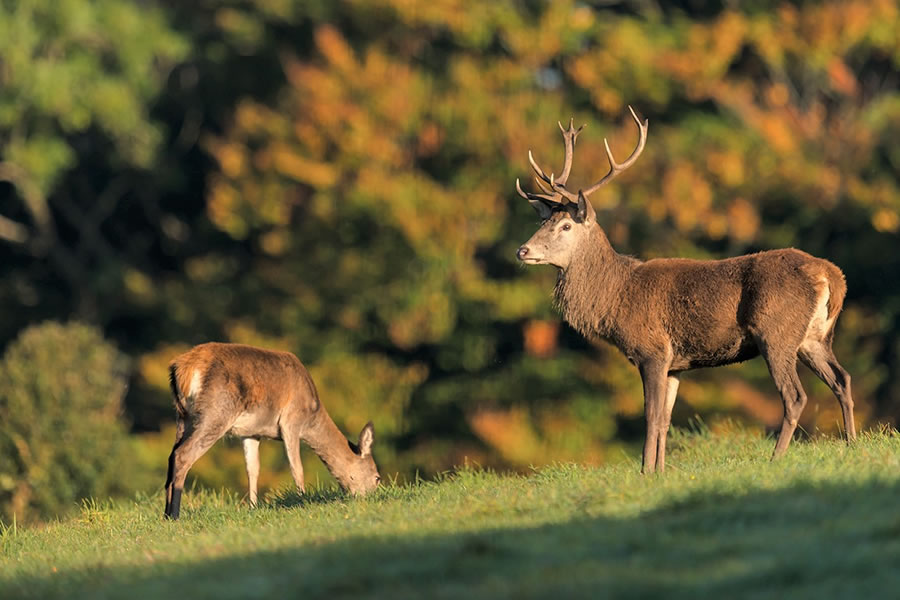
[516,107,855,473]
[164,343,379,519]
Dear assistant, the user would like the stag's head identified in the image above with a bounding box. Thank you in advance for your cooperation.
[516,107,648,269]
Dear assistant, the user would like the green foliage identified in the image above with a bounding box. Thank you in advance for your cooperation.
[2,429,900,598]
[0,322,135,523]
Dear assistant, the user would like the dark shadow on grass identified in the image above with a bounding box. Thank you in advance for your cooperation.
[5,478,900,600]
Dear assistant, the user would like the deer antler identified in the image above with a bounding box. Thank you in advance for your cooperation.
[516,107,648,210]
[581,106,648,197]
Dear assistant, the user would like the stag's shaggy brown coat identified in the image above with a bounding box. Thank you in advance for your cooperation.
[517,109,854,472]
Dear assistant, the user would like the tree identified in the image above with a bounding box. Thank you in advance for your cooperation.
[0,322,134,523]
[0,0,186,320]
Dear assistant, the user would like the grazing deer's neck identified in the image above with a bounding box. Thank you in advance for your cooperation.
[554,225,637,339]
[302,408,357,489]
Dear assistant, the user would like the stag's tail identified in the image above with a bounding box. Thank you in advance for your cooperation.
[824,261,847,326]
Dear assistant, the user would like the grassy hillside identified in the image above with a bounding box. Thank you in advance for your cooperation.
[2,427,900,599]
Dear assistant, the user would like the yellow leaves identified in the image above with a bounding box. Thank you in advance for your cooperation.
[469,407,542,466]
[207,178,246,238]
[315,25,356,74]
[827,58,859,97]
[469,405,606,467]
[386,289,455,349]
[758,113,797,154]
[872,209,899,233]
[309,354,428,437]
[523,320,559,359]
[259,229,288,256]
[213,142,246,178]
[765,83,790,108]
[662,162,712,232]
[123,269,155,306]
[223,321,292,352]
[706,150,745,187]
[136,343,190,393]
[726,198,759,243]
[269,144,338,187]
[847,178,900,233]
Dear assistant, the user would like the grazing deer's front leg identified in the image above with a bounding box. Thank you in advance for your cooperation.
[242,438,261,507]
[282,430,306,494]
[639,361,670,474]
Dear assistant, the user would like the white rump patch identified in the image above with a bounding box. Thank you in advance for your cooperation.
[187,370,203,409]
[802,275,832,349]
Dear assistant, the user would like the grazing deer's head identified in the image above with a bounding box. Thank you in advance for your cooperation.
[516,107,648,269]
[343,421,379,494]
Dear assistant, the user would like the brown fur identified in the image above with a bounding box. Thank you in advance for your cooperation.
[520,205,855,473]
[163,343,379,519]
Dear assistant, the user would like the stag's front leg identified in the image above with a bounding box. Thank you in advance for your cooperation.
[656,375,681,472]
[639,361,670,474]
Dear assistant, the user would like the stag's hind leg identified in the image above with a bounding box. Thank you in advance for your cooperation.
[799,342,855,442]
[757,339,809,458]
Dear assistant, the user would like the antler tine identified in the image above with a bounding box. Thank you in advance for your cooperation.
[534,175,553,195]
[516,178,556,202]
[581,105,648,197]
[528,150,553,185]
[550,172,579,204]
[555,118,585,186]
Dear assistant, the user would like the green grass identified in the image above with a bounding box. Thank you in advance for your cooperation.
[3,427,900,599]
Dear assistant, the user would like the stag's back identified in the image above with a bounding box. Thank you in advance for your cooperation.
[590,248,847,370]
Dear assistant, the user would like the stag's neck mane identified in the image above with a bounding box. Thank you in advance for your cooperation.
[554,224,639,339]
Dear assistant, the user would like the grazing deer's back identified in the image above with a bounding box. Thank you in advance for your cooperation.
[169,343,319,420]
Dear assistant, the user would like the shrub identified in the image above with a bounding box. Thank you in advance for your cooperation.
[0,322,134,523]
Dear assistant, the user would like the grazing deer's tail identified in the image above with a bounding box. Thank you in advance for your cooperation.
[169,363,189,420]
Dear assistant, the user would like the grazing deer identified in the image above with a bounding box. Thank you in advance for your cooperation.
[516,107,855,473]
[164,342,379,519]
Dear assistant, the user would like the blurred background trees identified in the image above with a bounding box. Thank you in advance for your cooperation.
[0,322,137,523]
[1,0,899,519]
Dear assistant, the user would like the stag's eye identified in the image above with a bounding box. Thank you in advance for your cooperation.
[561,223,571,232]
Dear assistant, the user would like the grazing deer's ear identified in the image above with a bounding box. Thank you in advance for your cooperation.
[575,190,595,224]
[358,421,375,458]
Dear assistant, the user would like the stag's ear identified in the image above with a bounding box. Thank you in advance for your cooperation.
[358,422,375,458]
[575,190,595,224]
[530,198,553,220]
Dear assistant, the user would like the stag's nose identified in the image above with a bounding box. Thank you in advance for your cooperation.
[517,246,530,261]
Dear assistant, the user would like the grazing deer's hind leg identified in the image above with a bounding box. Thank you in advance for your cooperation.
[165,416,232,520]
[799,342,855,441]
[656,374,681,472]
[164,417,187,509]
[242,438,261,507]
